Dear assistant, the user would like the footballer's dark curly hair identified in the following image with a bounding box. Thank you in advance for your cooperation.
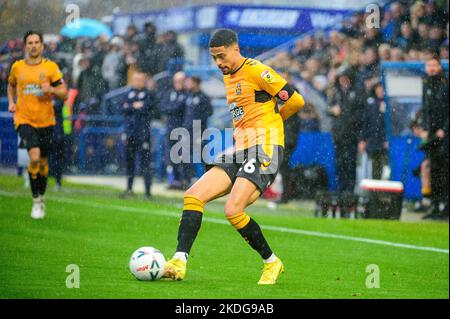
[23,30,43,44]
[209,29,238,48]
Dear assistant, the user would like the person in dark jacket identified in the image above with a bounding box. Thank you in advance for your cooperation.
[122,71,160,199]
[277,71,301,203]
[49,98,65,190]
[160,71,188,189]
[137,22,161,76]
[358,82,388,180]
[158,31,185,73]
[421,56,449,219]
[328,69,363,194]
[181,76,213,187]
[396,22,419,52]
[76,55,108,115]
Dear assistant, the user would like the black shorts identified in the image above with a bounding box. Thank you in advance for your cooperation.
[17,124,54,158]
[209,145,284,193]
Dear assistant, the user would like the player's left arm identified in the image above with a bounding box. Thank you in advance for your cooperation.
[254,65,305,121]
[277,86,305,121]
[42,62,68,101]
[48,80,68,101]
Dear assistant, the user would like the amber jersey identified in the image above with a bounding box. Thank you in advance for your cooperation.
[224,58,287,151]
[8,58,63,128]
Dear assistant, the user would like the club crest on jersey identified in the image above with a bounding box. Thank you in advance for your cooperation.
[236,83,242,95]
[261,69,274,83]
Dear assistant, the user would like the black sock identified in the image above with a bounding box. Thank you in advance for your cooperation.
[238,218,273,260]
[176,210,203,254]
[127,176,134,191]
[29,173,40,199]
[38,174,48,196]
[144,175,151,196]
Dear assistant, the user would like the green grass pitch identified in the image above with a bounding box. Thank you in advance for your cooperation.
[0,175,448,299]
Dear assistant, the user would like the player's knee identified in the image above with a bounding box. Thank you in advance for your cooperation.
[224,199,244,218]
[29,153,40,164]
[29,158,40,167]
[184,182,209,204]
[39,158,49,177]
[28,161,40,178]
[184,188,198,200]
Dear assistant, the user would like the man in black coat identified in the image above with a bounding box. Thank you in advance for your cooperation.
[181,76,213,187]
[277,71,301,203]
[421,56,449,219]
[359,82,388,180]
[138,22,161,76]
[160,71,188,189]
[328,69,363,194]
[158,31,185,73]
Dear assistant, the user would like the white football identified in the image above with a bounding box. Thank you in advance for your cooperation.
[129,247,166,281]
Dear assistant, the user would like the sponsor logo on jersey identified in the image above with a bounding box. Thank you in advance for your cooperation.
[23,84,44,97]
[261,69,274,83]
[229,102,244,121]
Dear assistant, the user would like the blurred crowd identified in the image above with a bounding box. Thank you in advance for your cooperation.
[267,0,448,98]
[265,0,448,215]
[1,21,216,192]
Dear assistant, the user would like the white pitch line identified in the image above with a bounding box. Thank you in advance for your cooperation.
[1,190,448,254]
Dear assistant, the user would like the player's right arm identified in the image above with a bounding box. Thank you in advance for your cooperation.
[7,62,17,113]
[7,82,16,113]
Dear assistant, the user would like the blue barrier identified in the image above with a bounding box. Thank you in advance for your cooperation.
[289,132,337,191]
[388,136,425,200]
[0,97,17,166]
[78,126,123,171]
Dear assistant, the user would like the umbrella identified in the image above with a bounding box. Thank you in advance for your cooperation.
[60,18,113,39]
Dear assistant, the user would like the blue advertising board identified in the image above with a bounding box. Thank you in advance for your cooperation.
[112,4,353,36]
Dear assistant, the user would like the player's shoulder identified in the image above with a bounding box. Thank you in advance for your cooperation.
[42,58,59,69]
[244,58,268,70]
[245,58,277,75]
[245,59,280,83]
[10,59,25,69]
